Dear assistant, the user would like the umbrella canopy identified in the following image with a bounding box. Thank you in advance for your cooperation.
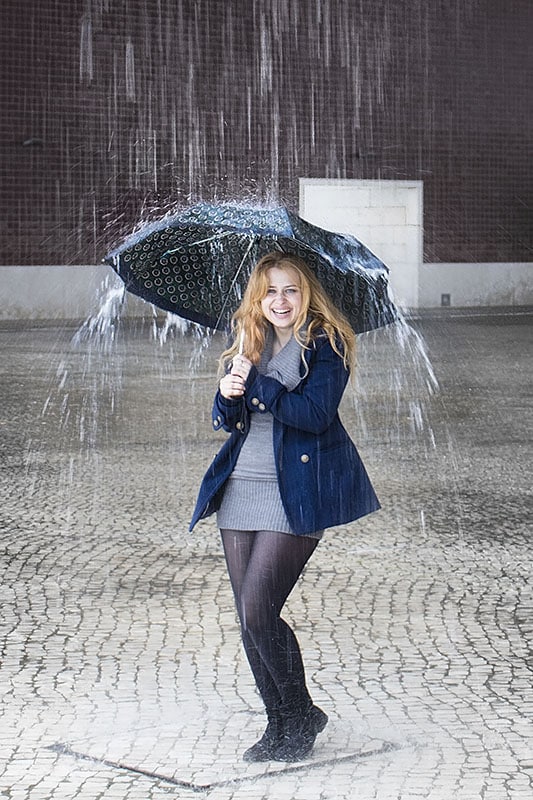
[103,202,399,333]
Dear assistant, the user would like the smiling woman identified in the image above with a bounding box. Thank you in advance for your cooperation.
[190,251,380,763]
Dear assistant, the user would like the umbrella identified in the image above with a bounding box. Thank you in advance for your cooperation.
[103,201,399,333]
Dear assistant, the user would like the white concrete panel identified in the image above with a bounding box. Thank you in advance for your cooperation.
[352,206,407,227]
[300,183,372,209]
[300,178,423,308]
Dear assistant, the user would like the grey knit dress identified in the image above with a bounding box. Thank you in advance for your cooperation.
[216,330,323,540]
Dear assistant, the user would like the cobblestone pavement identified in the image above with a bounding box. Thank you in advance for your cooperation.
[1,309,532,800]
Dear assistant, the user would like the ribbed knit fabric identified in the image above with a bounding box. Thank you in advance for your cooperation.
[216,328,323,540]
[217,476,293,533]
[231,413,277,480]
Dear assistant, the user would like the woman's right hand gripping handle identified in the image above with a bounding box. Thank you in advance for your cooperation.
[219,355,253,399]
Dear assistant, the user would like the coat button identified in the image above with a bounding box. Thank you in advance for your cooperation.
[258,403,266,411]
[236,421,244,430]
[251,397,260,406]
[300,454,310,463]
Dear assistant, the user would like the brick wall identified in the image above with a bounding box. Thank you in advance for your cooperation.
[1,0,531,265]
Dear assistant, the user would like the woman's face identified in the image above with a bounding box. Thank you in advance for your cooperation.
[260,266,303,334]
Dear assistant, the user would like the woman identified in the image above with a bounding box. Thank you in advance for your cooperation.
[190,252,380,762]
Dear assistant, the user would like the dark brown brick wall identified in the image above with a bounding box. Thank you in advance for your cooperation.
[1,0,531,265]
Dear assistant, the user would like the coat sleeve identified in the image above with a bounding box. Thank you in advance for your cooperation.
[243,337,349,434]
[212,391,247,433]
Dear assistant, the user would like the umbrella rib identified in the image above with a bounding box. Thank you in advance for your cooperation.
[163,230,235,256]
[214,235,255,330]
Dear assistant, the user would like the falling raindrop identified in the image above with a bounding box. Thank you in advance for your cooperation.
[79,13,93,83]
[125,37,136,102]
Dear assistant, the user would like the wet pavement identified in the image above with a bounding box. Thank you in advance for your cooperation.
[1,309,532,800]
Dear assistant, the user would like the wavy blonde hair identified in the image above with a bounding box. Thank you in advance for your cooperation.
[220,251,356,374]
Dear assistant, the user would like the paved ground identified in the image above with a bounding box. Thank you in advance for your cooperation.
[1,307,532,800]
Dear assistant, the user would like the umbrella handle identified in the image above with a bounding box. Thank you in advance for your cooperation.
[238,329,245,355]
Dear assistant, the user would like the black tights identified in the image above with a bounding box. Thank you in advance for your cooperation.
[220,528,318,720]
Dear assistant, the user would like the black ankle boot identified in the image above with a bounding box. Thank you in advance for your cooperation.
[273,705,328,762]
[243,715,284,762]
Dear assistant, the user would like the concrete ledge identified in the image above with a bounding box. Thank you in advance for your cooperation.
[1,262,532,319]
[420,262,533,308]
[0,264,152,320]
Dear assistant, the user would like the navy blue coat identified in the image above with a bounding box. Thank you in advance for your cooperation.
[189,334,380,535]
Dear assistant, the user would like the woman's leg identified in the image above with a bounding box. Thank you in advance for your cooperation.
[235,529,319,715]
[220,529,284,720]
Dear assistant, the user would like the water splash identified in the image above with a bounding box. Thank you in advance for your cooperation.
[72,276,126,350]
[150,311,213,372]
[352,312,439,455]
[37,270,217,459]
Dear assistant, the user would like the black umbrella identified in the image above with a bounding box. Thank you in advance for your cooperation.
[103,202,399,333]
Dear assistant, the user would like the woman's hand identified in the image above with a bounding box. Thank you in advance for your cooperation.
[218,355,253,400]
[231,355,253,381]
[219,372,246,399]
[219,372,245,400]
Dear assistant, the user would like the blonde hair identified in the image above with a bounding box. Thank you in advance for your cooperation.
[220,252,356,374]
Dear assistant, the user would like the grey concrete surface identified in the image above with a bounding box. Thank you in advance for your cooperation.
[1,309,532,799]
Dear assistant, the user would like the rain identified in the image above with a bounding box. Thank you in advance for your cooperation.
[1,1,532,799]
